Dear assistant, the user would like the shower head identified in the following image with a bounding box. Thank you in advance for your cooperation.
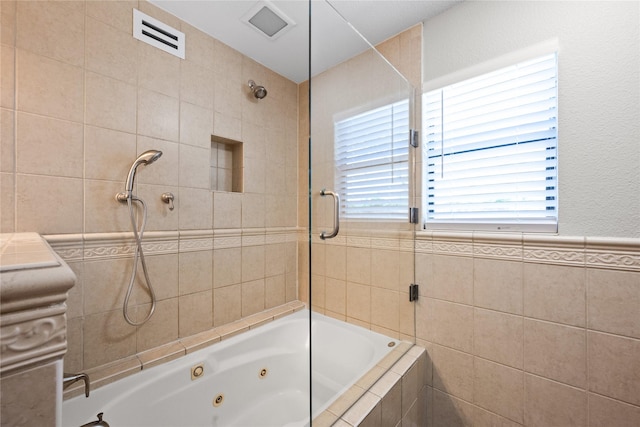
[117,150,163,200]
[248,80,267,99]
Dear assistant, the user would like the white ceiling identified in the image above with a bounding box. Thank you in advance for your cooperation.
[149,0,461,83]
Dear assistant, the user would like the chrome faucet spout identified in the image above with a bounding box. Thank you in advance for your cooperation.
[63,372,90,397]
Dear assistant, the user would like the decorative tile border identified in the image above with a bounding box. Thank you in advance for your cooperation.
[45,228,301,262]
[414,231,640,271]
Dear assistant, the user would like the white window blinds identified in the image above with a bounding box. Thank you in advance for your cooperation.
[423,53,558,232]
[335,99,410,220]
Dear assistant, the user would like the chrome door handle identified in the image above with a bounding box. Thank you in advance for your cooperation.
[320,189,340,240]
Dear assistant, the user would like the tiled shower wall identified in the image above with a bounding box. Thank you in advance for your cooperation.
[0,0,299,373]
[415,233,640,426]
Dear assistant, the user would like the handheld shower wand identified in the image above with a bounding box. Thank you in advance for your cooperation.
[115,150,163,326]
[115,150,163,202]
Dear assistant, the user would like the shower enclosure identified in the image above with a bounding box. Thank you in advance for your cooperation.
[306,1,419,422]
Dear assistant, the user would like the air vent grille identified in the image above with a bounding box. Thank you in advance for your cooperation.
[133,9,185,59]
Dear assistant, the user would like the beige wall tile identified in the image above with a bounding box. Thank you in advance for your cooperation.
[179,250,213,295]
[417,298,473,353]
[346,246,371,285]
[587,268,640,339]
[310,274,325,310]
[137,42,180,98]
[85,126,136,181]
[16,174,83,234]
[474,357,523,424]
[135,253,179,302]
[65,261,84,319]
[213,283,241,326]
[135,137,179,187]
[241,193,265,228]
[137,88,179,142]
[524,319,586,388]
[325,277,346,315]
[432,389,474,427]
[83,257,132,315]
[588,331,640,406]
[474,258,523,315]
[265,243,285,277]
[86,1,137,34]
[180,102,213,149]
[265,275,285,308]
[64,316,83,373]
[180,60,214,109]
[524,263,586,327]
[16,49,83,122]
[430,254,474,305]
[589,393,640,427]
[179,187,212,230]
[16,1,84,66]
[474,308,523,369]
[346,281,371,322]
[473,407,522,427]
[371,249,400,290]
[85,71,136,133]
[524,374,587,427]
[179,290,213,337]
[243,156,266,194]
[85,16,137,85]
[84,309,136,369]
[15,112,83,177]
[431,344,474,402]
[135,298,179,352]
[182,23,214,70]
[136,183,180,231]
[0,172,14,232]
[1,45,14,109]
[179,143,210,189]
[84,179,132,233]
[241,278,265,317]
[213,191,242,229]
[325,244,346,280]
[213,247,241,288]
[241,245,265,282]
[371,287,399,332]
[1,108,14,172]
[1,0,16,48]
[213,111,242,142]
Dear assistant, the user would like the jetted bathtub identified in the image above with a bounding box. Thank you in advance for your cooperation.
[62,309,398,426]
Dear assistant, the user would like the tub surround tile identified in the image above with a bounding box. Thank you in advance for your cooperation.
[137,341,186,370]
[85,16,137,85]
[83,180,132,233]
[83,309,137,370]
[524,374,587,427]
[523,319,587,388]
[135,299,179,353]
[180,328,221,354]
[137,42,180,99]
[328,384,368,418]
[588,393,640,427]
[137,88,180,142]
[85,0,136,34]
[430,254,474,305]
[180,60,214,109]
[473,407,522,427]
[1,173,15,233]
[85,71,136,133]
[342,391,381,427]
[587,268,640,339]
[16,49,84,123]
[215,318,250,341]
[16,0,84,67]
[1,46,15,109]
[64,356,141,400]
[431,344,474,402]
[432,389,474,427]
[417,298,474,353]
[523,263,586,327]
[588,331,640,406]
[473,258,523,315]
[84,126,136,182]
[179,290,213,337]
[474,308,523,369]
[214,283,242,326]
[473,357,524,424]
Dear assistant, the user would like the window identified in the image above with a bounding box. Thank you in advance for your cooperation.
[335,99,410,220]
[423,53,558,232]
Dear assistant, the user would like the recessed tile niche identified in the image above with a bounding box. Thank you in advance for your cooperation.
[210,135,243,192]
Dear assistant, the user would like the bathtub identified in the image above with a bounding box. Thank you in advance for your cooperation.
[62,309,398,426]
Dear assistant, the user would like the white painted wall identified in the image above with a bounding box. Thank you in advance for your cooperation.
[422,1,640,238]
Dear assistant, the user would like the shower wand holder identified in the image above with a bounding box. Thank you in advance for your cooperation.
[115,192,130,203]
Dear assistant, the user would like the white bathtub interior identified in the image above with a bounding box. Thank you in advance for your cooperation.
[62,309,400,427]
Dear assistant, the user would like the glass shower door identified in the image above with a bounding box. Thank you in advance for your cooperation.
[307,0,418,422]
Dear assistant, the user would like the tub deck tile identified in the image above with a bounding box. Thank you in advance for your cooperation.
[138,341,186,370]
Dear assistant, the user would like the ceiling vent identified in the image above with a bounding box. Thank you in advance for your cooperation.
[133,9,185,59]
[242,1,295,40]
